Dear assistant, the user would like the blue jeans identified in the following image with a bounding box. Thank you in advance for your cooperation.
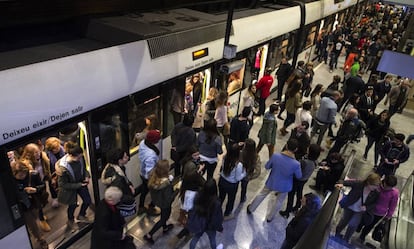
[336,208,363,242]
[190,230,217,249]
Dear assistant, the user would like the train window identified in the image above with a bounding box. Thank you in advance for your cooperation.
[304,25,317,49]
[128,90,161,152]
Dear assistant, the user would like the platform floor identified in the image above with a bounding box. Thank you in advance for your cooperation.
[67,54,414,249]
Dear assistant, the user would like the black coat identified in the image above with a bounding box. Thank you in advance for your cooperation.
[339,180,379,212]
[366,115,390,141]
[91,199,126,249]
[357,94,375,122]
[344,76,365,99]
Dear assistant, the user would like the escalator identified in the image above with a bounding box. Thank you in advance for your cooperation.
[294,149,414,249]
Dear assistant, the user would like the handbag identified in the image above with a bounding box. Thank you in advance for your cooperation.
[372,219,388,242]
[178,209,188,226]
[29,172,49,208]
[117,195,137,217]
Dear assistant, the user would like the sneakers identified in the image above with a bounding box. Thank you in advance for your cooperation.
[38,220,51,232]
[51,198,59,208]
[216,243,224,249]
[163,224,174,233]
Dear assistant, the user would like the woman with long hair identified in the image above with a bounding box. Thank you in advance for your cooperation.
[21,143,51,232]
[218,144,246,219]
[203,87,219,124]
[280,193,321,249]
[280,80,303,136]
[133,114,158,146]
[239,138,261,203]
[198,119,223,180]
[144,160,175,243]
[187,179,224,249]
[310,84,324,120]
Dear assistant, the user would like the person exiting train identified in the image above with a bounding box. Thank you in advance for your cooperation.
[57,142,93,231]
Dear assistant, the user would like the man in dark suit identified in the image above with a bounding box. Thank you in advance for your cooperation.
[357,86,375,123]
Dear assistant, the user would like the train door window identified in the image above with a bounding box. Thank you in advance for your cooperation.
[128,87,161,152]
[286,31,296,60]
[5,120,95,249]
[165,68,212,133]
[305,25,317,49]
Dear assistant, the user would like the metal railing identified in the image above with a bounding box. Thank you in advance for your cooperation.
[295,149,356,249]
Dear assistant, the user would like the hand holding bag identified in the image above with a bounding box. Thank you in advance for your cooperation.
[372,219,388,242]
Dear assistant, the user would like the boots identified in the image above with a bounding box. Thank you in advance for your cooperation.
[38,220,51,232]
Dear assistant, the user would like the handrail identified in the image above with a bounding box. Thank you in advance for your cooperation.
[295,149,356,249]
[387,172,414,249]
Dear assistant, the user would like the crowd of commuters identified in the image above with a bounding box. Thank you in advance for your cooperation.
[7,3,413,249]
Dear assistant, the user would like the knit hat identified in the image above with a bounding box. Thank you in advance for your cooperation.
[146,130,161,144]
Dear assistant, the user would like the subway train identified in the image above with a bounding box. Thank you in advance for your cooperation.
[0,0,367,248]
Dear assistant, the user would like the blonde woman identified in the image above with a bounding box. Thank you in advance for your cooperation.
[203,87,219,124]
[143,160,175,243]
[21,143,51,232]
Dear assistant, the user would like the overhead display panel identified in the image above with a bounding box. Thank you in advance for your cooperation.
[377,50,414,79]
